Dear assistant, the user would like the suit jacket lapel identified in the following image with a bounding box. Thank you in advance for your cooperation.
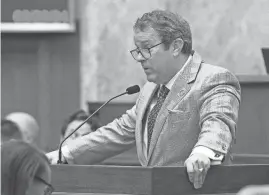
[135,82,159,164]
[147,52,202,164]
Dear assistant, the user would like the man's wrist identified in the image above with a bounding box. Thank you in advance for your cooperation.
[191,146,224,165]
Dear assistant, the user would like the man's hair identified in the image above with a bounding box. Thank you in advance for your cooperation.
[61,110,91,137]
[1,140,50,195]
[133,10,192,54]
[1,119,22,142]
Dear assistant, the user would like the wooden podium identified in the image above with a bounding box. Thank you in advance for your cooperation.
[51,164,269,194]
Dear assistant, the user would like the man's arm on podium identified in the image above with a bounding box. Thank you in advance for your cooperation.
[47,105,137,164]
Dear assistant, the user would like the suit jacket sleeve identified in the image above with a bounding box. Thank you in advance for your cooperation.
[194,70,241,156]
[63,104,137,165]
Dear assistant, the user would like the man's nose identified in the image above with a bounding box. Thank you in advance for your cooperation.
[136,52,146,62]
[140,60,148,68]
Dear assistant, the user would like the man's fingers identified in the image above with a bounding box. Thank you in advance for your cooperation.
[46,151,58,164]
[204,159,210,171]
[185,154,211,189]
[195,160,210,189]
[193,160,201,189]
[185,160,194,183]
[198,161,204,188]
[198,161,207,188]
[203,160,210,184]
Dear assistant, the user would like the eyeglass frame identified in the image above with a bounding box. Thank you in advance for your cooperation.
[130,41,164,61]
[130,37,184,61]
[35,176,54,195]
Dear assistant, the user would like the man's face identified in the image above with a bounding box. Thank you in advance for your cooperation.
[64,120,92,140]
[133,28,176,84]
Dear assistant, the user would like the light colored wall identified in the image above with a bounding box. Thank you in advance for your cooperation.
[80,0,269,106]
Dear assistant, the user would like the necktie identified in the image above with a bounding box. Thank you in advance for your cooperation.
[147,85,170,149]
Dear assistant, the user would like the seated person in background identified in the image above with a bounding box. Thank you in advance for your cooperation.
[88,109,102,131]
[237,185,269,195]
[61,110,93,142]
[1,140,53,195]
[1,119,22,143]
[5,112,39,144]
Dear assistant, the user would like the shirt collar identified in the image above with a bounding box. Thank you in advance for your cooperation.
[164,55,192,90]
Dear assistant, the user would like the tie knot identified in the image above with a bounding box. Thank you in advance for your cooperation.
[158,85,170,99]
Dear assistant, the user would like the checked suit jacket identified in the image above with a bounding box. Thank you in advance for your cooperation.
[63,52,241,166]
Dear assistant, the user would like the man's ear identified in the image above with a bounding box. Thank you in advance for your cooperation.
[172,38,184,57]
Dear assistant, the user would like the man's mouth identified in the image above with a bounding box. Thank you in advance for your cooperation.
[141,63,151,73]
[144,68,150,71]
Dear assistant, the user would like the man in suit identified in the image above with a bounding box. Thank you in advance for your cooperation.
[47,10,241,189]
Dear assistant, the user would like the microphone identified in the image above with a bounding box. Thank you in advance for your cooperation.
[126,85,140,95]
[57,85,140,164]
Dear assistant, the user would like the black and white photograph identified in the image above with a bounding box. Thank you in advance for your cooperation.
[1,0,269,195]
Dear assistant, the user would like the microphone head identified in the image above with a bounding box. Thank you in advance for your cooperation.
[126,85,140,95]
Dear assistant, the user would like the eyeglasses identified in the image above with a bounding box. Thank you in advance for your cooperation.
[35,176,54,195]
[130,42,164,61]
[130,36,185,62]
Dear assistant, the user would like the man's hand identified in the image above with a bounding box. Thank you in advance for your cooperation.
[184,153,211,189]
[46,150,60,164]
